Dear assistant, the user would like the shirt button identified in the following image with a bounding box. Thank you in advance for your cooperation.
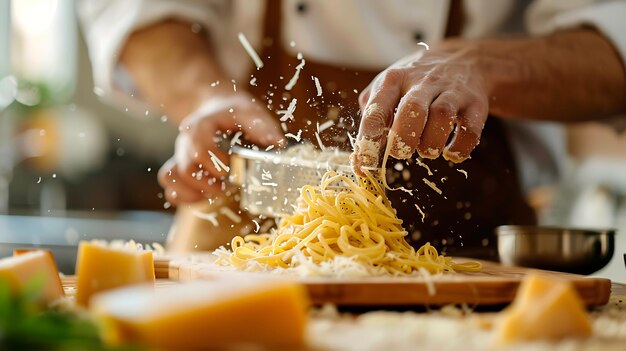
[296,2,308,14]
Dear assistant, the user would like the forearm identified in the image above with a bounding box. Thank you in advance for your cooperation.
[120,20,231,123]
[476,29,626,121]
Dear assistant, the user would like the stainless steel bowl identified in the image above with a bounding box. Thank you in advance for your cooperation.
[496,225,615,275]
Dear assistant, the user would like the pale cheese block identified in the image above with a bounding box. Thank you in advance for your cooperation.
[91,279,309,349]
[494,274,592,345]
[0,250,64,304]
[75,241,154,306]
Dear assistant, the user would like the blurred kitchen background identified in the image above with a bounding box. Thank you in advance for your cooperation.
[0,0,173,272]
[0,0,624,280]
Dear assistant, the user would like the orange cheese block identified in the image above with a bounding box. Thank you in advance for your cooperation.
[0,250,64,304]
[75,241,155,306]
[91,279,309,349]
[494,274,592,345]
[14,248,54,258]
[13,249,61,272]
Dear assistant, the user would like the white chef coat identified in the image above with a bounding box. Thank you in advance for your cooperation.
[76,0,626,192]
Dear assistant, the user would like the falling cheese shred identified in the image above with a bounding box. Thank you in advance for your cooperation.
[378,131,414,195]
[416,158,433,176]
[414,204,426,223]
[285,130,303,142]
[278,98,298,122]
[457,169,468,179]
[422,178,442,195]
[285,53,305,91]
[312,76,323,96]
[252,220,261,233]
[208,150,230,173]
[315,132,326,151]
[230,131,243,147]
[238,32,264,69]
[318,120,334,133]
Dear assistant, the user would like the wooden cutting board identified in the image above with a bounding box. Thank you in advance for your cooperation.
[154,255,611,307]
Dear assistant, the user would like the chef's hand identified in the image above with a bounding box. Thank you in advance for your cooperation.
[351,42,489,175]
[158,93,283,204]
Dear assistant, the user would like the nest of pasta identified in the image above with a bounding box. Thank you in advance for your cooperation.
[215,171,481,276]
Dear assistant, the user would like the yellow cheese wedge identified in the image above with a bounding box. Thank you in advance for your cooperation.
[0,250,64,304]
[494,274,592,345]
[91,279,309,349]
[75,241,155,306]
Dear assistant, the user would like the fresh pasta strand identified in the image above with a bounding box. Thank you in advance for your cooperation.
[215,171,481,275]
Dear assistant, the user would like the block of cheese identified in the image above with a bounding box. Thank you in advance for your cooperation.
[494,274,592,345]
[0,251,64,304]
[91,279,308,349]
[14,248,55,259]
[75,241,154,306]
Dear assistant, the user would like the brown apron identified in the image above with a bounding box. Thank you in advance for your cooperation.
[247,0,536,260]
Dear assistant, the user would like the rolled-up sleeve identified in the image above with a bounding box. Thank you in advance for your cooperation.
[76,0,223,106]
[526,0,626,67]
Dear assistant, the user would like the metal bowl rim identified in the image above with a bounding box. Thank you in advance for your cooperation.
[496,225,616,236]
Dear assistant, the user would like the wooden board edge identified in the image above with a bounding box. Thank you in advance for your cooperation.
[161,257,613,307]
[304,279,611,307]
[572,277,612,306]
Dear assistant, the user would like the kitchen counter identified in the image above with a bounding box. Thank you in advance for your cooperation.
[62,278,626,350]
[0,211,172,273]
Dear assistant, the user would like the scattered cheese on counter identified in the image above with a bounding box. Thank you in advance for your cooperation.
[91,279,309,349]
[494,274,592,345]
[0,250,64,305]
[75,241,154,306]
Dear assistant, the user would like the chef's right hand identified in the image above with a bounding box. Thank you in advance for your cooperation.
[158,93,283,205]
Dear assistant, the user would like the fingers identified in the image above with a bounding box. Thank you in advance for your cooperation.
[443,96,488,163]
[176,131,226,185]
[417,91,459,159]
[358,84,372,108]
[367,82,486,164]
[158,158,205,204]
[351,69,405,174]
[223,108,284,147]
[388,84,438,159]
[170,133,224,202]
[353,46,491,167]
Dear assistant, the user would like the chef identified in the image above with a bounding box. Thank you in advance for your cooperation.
[77,0,626,259]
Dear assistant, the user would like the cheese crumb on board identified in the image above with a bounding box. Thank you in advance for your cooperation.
[494,275,592,345]
[75,241,154,306]
[91,279,308,349]
[0,250,64,305]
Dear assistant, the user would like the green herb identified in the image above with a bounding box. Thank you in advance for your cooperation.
[0,277,138,351]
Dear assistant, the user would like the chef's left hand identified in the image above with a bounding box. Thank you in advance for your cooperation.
[351,41,489,174]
